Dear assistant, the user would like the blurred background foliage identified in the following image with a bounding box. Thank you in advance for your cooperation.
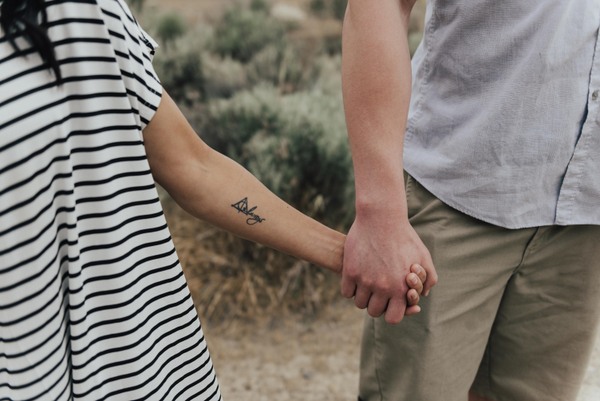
[134,0,426,322]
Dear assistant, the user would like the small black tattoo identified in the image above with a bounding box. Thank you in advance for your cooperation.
[231,197,266,225]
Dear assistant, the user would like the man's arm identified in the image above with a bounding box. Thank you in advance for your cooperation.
[341,0,438,324]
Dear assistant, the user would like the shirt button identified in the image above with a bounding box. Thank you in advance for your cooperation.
[593,90,599,101]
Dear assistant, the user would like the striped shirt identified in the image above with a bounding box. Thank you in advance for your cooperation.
[0,0,221,399]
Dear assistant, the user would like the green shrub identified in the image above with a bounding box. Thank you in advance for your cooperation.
[309,0,327,15]
[246,43,317,93]
[310,54,342,95]
[198,85,354,228]
[332,0,347,20]
[195,86,280,160]
[309,0,346,20]
[211,8,286,63]
[250,0,269,12]
[155,13,187,48]
[152,25,214,104]
[154,46,203,105]
[202,53,249,99]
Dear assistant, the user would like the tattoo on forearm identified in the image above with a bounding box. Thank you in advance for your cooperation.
[231,197,266,225]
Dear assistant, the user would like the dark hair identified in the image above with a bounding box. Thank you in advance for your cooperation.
[0,0,62,82]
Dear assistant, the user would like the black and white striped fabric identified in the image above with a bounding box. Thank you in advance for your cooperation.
[0,1,221,399]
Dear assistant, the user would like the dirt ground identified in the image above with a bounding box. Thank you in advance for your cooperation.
[202,302,600,401]
[204,301,363,401]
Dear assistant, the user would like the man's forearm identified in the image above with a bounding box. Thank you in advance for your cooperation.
[342,0,414,216]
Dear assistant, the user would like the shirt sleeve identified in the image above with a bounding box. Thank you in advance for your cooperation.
[101,0,164,130]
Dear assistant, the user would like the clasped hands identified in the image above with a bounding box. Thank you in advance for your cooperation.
[340,216,438,324]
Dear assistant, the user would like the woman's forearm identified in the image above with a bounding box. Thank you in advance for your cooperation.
[173,149,344,272]
[143,92,345,273]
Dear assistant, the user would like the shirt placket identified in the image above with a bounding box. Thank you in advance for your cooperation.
[555,23,600,225]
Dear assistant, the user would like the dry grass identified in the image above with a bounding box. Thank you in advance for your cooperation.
[159,190,340,324]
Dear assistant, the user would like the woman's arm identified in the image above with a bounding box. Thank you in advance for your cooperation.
[143,91,345,272]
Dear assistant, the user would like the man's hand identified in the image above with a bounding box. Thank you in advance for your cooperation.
[341,214,437,324]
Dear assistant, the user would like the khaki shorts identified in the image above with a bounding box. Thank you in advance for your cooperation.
[358,174,600,401]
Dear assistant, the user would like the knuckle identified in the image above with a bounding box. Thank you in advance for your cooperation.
[375,281,392,294]
[343,270,360,282]
[355,300,367,310]
[367,307,384,318]
[385,314,403,325]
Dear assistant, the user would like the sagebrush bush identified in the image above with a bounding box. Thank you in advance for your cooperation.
[155,13,187,47]
[310,54,342,95]
[152,25,211,104]
[249,0,269,12]
[309,0,327,15]
[246,43,318,93]
[332,0,347,20]
[202,53,249,99]
[309,0,346,20]
[211,8,286,63]
[154,46,203,105]
[198,85,354,229]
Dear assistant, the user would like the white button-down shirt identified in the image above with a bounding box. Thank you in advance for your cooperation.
[404,0,600,228]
